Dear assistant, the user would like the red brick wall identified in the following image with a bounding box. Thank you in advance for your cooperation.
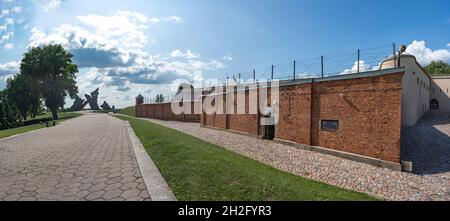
[309,73,403,162]
[135,101,200,123]
[201,72,404,163]
[228,90,260,135]
[214,94,227,129]
[276,84,312,145]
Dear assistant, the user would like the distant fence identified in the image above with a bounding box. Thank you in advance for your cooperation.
[138,44,398,104]
[135,101,201,123]
[207,44,397,86]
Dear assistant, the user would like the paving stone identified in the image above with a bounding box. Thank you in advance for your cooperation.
[88,183,107,192]
[125,196,144,201]
[0,114,150,201]
[102,190,123,200]
[20,191,37,197]
[85,190,106,201]
[105,177,122,185]
[105,183,122,192]
[18,197,36,201]
[121,189,140,199]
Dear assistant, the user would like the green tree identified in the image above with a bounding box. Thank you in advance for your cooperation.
[20,44,78,120]
[6,74,41,120]
[155,94,165,103]
[0,90,22,129]
[425,61,450,75]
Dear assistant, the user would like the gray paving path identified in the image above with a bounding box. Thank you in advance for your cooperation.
[402,110,450,179]
[0,114,150,201]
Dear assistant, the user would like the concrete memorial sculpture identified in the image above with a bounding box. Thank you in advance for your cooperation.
[85,88,100,110]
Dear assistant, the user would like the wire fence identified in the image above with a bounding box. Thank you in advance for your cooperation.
[142,95,175,104]
[211,43,397,86]
[142,43,398,104]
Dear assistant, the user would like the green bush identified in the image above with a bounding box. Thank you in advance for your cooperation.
[0,91,23,129]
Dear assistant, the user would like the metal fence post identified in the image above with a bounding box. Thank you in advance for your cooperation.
[392,43,396,68]
[357,49,360,73]
[271,65,274,80]
[321,56,324,78]
[293,60,296,81]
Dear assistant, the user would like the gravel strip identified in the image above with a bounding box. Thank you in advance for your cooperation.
[141,116,450,201]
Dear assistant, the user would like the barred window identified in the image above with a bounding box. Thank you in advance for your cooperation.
[321,120,339,131]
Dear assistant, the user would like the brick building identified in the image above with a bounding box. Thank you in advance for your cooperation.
[199,54,440,171]
[136,53,446,171]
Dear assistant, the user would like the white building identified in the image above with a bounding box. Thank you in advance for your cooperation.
[430,76,450,111]
[380,54,431,127]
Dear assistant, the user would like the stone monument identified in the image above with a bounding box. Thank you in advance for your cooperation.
[85,88,100,110]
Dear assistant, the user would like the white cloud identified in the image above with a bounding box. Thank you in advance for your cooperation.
[163,16,184,24]
[29,10,223,107]
[0,61,18,72]
[75,11,150,50]
[447,43,450,47]
[0,32,14,44]
[3,42,13,49]
[405,40,450,66]
[0,9,9,18]
[340,60,371,75]
[42,0,66,11]
[5,17,14,25]
[222,53,234,61]
[170,49,200,59]
[0,61,19,84]
[11,6,22,13]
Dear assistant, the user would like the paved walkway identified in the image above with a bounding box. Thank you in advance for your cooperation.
[145,115,450,201]
[402,110,450,179]
[0,114,150,201]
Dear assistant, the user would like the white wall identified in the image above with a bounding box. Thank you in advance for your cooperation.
[431,77,450,110]
[380,55,430,127]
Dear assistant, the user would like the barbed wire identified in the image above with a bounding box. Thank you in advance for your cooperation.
[142,43,397,103]
[213,43,396,85]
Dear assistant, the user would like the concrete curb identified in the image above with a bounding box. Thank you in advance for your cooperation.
[125,121,177,201]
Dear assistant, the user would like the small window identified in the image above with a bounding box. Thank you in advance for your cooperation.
[321,120,339,131]
[417,78,419,85]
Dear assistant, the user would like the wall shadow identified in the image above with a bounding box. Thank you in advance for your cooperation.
[401,110,450,175]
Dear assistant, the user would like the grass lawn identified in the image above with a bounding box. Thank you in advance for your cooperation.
[0,112,83,139]
[118,106,135,117]
[115,115,378,201]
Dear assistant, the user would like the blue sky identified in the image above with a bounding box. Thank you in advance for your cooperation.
[0,0,449,107]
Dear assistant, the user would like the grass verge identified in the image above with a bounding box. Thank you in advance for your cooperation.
[0,112,83,139]
[118,106,135,117]
[115,115,378,201]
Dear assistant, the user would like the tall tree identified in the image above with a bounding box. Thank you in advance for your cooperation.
[155,94,165,103]
[20,44,78,120]
[0,90,22,129]
[425,61,450,75]
[6,74,40,120]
